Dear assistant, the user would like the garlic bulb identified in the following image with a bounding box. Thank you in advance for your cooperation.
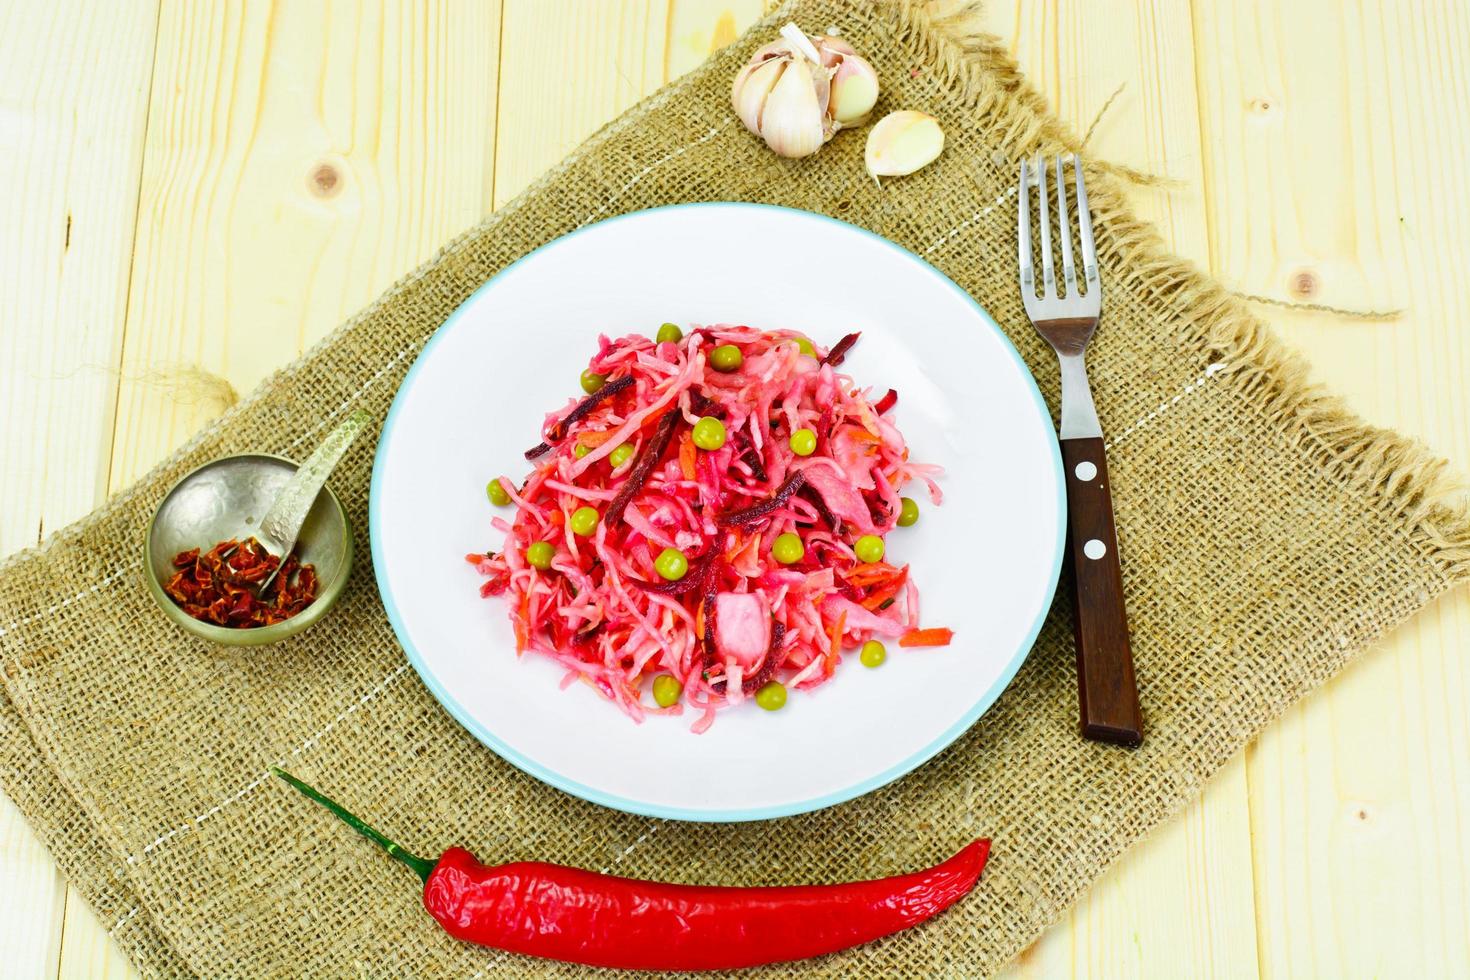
[865,110,945,179]
[730,24,880,159]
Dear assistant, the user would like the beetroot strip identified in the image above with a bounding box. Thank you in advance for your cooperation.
[743,621,787,692]
[688,391,724,418]
[735,430,769,483]
[715,471,806,528]
[699,561,721,668]
[873,388,898,414]
[797,485,839,530]
[523,374,635,459]
[629,553,711,596]
[710,619,787,694]
[822,332,861,367]
[604,409,680,526]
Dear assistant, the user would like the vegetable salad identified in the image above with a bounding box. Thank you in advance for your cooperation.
[469,324,951,731]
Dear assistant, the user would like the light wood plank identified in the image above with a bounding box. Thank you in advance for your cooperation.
[0,2,161,978]
[493,0,768,209]
[62,2,503,974]
[984,2,1259,976]
[1192,0,1470,975]
[494,0,662,208]
[109,0,503,489]
[57,897,137,980]
[665,0,772,80]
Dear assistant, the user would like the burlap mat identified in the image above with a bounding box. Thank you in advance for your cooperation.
[2,2,1466,976]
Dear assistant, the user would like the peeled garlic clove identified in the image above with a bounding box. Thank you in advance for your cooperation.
[759,55,831,158]
[828,52,879,125]
[732,56,788,136]
[865,110,945,179]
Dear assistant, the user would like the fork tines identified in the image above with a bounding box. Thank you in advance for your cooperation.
[1018,154,1100,314]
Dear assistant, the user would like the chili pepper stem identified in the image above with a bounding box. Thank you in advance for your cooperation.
[270,767,436,883]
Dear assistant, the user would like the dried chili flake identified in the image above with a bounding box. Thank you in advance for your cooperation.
[163,537,318,628]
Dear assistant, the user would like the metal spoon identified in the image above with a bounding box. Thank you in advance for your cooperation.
[254,409,370,595]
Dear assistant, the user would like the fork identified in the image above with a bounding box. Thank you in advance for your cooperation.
[1018,154,1143,747]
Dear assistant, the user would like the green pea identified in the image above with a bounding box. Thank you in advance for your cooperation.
[652,674,683,707]
[754,681,787,711]
[710,344,743,372]
[789,428,817,457]
[691,416,727,451]
[580,369,606,394]
[486,478,511,506]
[793,336,816,357]
[859,640,887,668]
[654,547,689,581]
[526,541,555,570]
[608,443,635,468]
[569,506,599,537]
[574,442,591,459]
[771,532,804,565]
[656,322,683,344]
[897,496,920,527]
[854,534,885,564]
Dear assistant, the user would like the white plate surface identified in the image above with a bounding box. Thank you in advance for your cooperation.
[370,203,1063,821]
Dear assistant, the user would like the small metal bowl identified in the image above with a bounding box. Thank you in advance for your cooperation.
[144,454,354,646]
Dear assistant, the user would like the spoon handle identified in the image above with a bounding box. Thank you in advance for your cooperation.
[260,409,370,555]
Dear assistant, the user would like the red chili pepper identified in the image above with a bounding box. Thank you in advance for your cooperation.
[271,768,988,971]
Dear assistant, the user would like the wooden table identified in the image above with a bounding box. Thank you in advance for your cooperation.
[2,2,1466,975]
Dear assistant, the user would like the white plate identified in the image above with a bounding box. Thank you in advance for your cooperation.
[371,203,1063,822]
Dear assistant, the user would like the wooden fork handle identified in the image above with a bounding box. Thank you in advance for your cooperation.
[1059,437,1143,746]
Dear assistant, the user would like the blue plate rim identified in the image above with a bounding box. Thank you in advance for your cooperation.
[369,201,1066,823]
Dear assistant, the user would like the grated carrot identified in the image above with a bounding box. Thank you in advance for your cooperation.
[679,432,697,481]
[899,627,953,648]
[514,591,531,653]
[579,429,618,448]
[860,568,909,610]
[824,610,847,676]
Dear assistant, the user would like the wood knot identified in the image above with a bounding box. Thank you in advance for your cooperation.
[308,161,343,198]
[1248,97,1275,115]
[1288,268,1320,299]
